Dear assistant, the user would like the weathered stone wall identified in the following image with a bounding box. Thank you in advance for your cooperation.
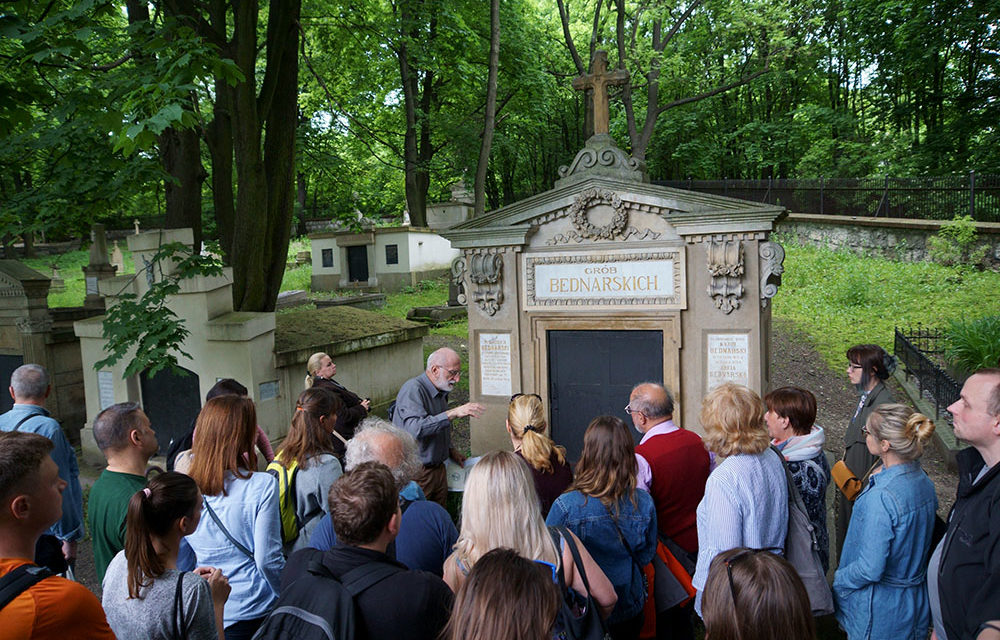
[776,213,1000,264]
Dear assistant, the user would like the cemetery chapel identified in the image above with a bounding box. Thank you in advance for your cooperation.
[442,50,787,461]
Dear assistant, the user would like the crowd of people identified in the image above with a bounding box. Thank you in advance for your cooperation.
[0,346,997,640]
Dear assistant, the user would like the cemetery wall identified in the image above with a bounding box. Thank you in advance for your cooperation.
[777,213,1000,264]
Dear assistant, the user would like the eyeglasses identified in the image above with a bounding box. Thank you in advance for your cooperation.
[441,367,461,378]
[533,559,559,584]
[847,363,863,371]
[624,404,644,416]
[511,393,542,403]
[723,548,783,604]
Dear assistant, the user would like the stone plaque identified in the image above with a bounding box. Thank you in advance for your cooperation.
[479,333,512,397]
[706,333,750,390]
[524,249,685,310]
[86,276,99,296]
[98,370,114,410]
[259,380,279,402]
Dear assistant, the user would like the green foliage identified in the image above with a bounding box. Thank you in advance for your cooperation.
[944,315,1000,376]
[96,243,223,378]
[772,241,1000,370]
[926,215,989,268]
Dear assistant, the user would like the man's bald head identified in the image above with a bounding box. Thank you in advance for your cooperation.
[629,383,674,421]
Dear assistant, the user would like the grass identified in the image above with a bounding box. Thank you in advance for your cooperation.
[772,240,1000,371]
[22,247,136,308]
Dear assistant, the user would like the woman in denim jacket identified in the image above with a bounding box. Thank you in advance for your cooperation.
[833,404,937,640]
[547,416,657,640]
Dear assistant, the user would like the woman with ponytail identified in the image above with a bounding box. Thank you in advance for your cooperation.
[304,352,369,460]
[102,472,231,639]
[274,387,344,552]
[833,404,938,640]
[506,393,572,516]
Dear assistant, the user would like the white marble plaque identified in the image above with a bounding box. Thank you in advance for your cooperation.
[479,333,512,397]
[535,260,674,300]
[98,370,114,410]
[706,334,750,389]
[85,276,99,296]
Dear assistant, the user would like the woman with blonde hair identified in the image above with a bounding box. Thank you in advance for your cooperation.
[443,547,562,640]
[833,404,937,640]
[506,393,572,516]
[546,416,657,640]
[185,395,284,640]
[701,547,816,640]
[304,352,370,459]
[443,450,617,619]
[692,383,788,617]
[272,387,344,552]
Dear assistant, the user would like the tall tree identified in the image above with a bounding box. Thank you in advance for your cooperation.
[474,0,501,217]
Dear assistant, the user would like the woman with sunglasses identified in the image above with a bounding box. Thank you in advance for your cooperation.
[691,383,788,617]
[546,416,657,640]
[836,344,895,557]
[701,547,816,640]
[506,393,572,516]
[443,450,617,619]
[833,404,937,640]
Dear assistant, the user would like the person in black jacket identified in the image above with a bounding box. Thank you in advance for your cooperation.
[305,352,370,460]
[929,368,1000,640]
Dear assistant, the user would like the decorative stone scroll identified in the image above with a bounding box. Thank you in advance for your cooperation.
[758,241,785,308]
[706,239,744,314]
[450,256,468,305]
[555,134,645,187]
[466,250,505,316]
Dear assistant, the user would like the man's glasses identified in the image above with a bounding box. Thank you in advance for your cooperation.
[442,367,461,378]
[624,404,643,416]
[723,547,783,604]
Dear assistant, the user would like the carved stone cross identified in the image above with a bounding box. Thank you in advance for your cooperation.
[572,50,629,136]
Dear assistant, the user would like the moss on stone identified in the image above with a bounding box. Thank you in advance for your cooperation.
[274,305,425,354]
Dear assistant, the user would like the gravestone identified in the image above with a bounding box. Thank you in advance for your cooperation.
[83,223,117,310]
[441,50,787,456]
[110,242,126,274]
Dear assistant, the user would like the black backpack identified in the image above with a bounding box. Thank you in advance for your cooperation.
[0,564,54,612]
[253,551,403,640]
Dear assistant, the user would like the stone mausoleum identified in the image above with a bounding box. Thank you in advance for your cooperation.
[442,53,786,460]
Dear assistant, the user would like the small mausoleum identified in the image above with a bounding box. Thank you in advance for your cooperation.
[441,52,786,461]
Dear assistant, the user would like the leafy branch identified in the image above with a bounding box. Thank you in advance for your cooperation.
[95,242,223,378]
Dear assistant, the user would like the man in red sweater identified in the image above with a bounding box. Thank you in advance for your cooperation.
[629,383,710,640]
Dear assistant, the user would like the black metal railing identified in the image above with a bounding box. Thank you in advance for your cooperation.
[655,173,1000,222]
[894,326,963,418]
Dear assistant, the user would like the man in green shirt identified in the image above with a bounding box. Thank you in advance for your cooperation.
[87,402,158,583]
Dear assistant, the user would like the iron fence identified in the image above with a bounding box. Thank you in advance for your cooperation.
[894,326,963,418]
[655,173,1000,222]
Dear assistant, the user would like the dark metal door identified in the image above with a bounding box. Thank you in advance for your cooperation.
[347,245,369,282]
[0,355,23,414]
[548,330,662,463]
[140,366,201,455]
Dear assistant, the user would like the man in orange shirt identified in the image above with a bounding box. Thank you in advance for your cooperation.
[0,431,114,639]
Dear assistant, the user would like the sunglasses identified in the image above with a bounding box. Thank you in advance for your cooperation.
[723,547,783,604]
[511,393,542,403]
[533,559,559,583]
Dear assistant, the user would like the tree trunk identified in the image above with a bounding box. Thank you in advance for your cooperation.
[473,0,500,217]
[159,125,204,249]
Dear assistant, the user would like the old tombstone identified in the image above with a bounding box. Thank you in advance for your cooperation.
[133,219,141,235]
[49,266,65,293]
[441,50,786,460]
[82,223,117,310]
[110,242,126,274]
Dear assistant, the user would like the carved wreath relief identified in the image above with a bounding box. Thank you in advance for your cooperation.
[706,239,745,314]
[546,189,662,246]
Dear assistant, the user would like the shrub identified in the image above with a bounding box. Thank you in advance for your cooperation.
[926,214,989,268]
[944,314,1000,376]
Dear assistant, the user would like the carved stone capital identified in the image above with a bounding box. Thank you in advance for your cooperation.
[759,241,785,308]
[16,316,53,334]
[706,239,744,314]
[465,250,505,316]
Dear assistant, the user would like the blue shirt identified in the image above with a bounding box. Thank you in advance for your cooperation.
[0,404,84,541]
[186,470,284,627]
[833,461,937,640]
[310,481,458,577]
[547,489,657,624]
[392,374,452,465]
[692,451,788,616]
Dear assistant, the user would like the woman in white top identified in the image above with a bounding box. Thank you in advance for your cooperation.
[102,471,231,640]
[691,382,788,617]
[442,450,617,618]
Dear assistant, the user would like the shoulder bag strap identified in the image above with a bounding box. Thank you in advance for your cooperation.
[172,571,188,640]
[11,413,37,432]
[0,564,53,612]
[202,498,254,560]
[555,525,594,596]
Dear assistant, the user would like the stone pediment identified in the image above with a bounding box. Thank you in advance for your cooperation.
[439,175,785,249]
[0,260,52,302]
